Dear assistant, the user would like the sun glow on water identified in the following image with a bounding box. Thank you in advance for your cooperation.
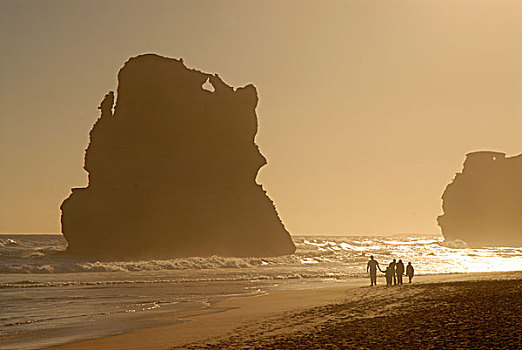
[0,234,521,277]
[296,236,522,275]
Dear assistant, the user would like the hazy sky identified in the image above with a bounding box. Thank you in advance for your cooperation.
[1,0,521,235]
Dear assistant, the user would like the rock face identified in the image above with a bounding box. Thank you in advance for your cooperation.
[61,54,296,258]
[438,151,522,247]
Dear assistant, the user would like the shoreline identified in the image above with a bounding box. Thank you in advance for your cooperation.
[48,270,522,350]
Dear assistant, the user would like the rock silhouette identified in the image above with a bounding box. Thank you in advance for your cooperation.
[61,54,296,258]
[438,151,522,247]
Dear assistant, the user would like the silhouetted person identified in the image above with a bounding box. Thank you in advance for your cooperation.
[390,259,397,285]
[406,262,415,283]
[396,259,405,285]
[366,255,381,286]
[383,263,394,286]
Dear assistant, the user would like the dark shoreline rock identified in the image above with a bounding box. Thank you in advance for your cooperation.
[438,151,522,247]
[61,54,295,258]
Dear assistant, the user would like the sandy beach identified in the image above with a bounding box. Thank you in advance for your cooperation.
[48,271,522,350]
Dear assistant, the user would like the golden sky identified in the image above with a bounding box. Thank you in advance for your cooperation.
[1,0,521,235]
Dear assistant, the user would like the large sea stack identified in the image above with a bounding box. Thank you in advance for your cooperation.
[61,54,295,258]
[438,151,522,247]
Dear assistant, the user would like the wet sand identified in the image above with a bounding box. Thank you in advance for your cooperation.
[50,271,522,350]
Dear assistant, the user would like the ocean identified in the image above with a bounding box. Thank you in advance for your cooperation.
[1,233,521,349]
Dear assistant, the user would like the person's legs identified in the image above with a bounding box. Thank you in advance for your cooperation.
[370,272,376,286]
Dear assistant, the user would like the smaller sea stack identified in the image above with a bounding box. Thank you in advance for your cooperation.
[438,151,522,247]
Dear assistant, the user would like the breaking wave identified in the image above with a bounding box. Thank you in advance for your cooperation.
[440,239,469,249]
[1,234,522,275]
[0,256,270,274]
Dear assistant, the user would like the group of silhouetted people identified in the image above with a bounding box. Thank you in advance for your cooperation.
[366,255,414,286]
